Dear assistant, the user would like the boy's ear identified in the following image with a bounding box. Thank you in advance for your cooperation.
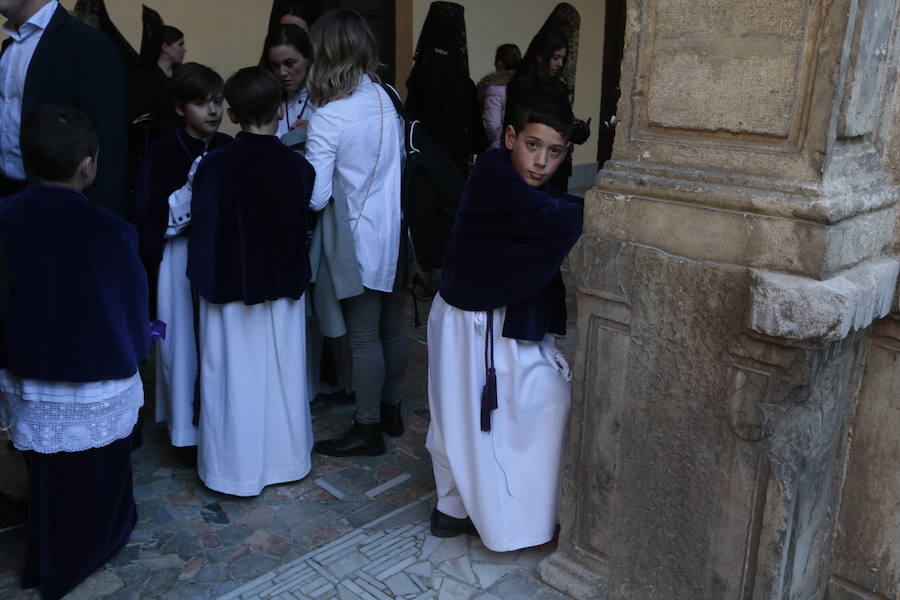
[226,107,240,125]
[174,103,185,118]
[276,102,286,121]
[79,153,98,187]
[503,124,517,151]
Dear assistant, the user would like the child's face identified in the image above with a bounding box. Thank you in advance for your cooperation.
[177,95,224,140]
[504,122,568,188]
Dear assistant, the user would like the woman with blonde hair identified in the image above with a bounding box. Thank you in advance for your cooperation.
[305,9,408,456]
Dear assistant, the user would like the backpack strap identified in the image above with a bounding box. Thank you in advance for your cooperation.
[379,83,407,120]
[379,83,421,156]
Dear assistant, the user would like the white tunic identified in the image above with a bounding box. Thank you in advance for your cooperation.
[154,157,203,447]
[154,236,198,446]
[197,296,313,497]
[426,294,572,552]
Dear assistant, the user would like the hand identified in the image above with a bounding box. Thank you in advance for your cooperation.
[290,118,308,131]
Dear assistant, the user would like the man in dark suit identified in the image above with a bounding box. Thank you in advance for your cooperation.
[0,0,127,215]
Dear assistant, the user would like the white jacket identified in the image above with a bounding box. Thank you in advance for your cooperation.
[305,75,404,293]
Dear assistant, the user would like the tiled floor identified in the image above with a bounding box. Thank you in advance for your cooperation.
[0,291,576,600]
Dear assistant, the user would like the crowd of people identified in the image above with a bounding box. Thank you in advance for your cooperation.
[0,1,589,598]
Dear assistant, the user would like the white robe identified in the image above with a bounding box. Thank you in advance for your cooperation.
[426,294,572,552]
[154,236,198,446]
[197,296,313,497]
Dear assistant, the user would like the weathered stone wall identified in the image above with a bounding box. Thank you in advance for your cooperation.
[829,318,900,600]
[539,0,900,598]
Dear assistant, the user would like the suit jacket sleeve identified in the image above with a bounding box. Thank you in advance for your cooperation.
[76,33,128,216]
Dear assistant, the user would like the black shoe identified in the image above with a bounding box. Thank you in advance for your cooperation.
[380,402,404,437]
[174,446,198,469]
[314,422,385,457]
[430,508,478,538]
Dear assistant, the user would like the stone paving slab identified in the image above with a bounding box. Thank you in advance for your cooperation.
[0,289,577,600]
[217,495,567,600]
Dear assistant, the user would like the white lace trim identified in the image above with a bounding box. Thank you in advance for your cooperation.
[0,371,143,454]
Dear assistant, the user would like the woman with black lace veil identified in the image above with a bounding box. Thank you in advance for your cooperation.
[404,1,487,174]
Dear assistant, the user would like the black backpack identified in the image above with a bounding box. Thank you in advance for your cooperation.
[380,84,466,274]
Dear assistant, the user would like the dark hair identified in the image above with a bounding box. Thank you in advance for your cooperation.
[264,23,314,64]
[21,105,99,182]
[517,28,567,80]
[158,25,184,48]
[509,90,574,140]
[225,67,283,126]
[267,0,323,32]
[495,43,521,71]
[170,62,224,105]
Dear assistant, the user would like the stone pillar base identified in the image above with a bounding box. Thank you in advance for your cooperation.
[538,553,606,600]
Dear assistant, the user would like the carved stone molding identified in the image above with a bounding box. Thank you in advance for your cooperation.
[748,258,899,344]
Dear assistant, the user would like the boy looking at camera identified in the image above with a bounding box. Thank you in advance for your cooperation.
[426,91,584,552]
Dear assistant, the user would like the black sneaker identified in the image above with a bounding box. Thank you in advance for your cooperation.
[430,507,478,538]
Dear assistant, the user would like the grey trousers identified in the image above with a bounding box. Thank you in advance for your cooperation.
[341,276,409,425]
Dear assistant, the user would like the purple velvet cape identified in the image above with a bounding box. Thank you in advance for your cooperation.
[0,185,150,382]
[133,127,233,258]
[187,131,314,305]
[438,148,583,341]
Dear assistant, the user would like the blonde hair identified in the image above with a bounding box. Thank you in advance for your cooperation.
[307,10,380,106]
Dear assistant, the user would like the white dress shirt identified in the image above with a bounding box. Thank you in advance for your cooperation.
[305,75,404,293]
[0,0,58,181]
[275,87,316,139]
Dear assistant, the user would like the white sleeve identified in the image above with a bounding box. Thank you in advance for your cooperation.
[305,108,340,212]
[165,155,203,238]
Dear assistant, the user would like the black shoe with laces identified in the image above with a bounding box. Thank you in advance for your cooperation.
[430,508,478,538]
[379,402,404,437]
[313,421,385,457]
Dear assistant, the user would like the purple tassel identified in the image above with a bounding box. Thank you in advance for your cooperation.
[150,320,167,342]
[480,367,498,432]
[480,310,498,432]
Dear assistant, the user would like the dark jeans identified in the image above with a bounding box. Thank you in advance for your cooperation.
[341,272,409,425]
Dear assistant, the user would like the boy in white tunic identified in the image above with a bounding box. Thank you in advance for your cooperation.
[133,63,231,458]
[426,92,583,551]
[185,67,316,496]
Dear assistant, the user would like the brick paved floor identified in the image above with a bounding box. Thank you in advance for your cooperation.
[0,288,577,600]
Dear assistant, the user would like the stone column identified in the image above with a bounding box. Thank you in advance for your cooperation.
[538,1,900,599]
[828,41,900,598]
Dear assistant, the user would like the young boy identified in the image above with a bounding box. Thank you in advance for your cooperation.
[426,92,583,551]
[186,67,316,496]
[133,63,231,456]
[0,105,149,599]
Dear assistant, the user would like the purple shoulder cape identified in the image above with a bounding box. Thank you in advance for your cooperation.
[0,185,150,381]
[187,132,314,305]
[439,148,583,340]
